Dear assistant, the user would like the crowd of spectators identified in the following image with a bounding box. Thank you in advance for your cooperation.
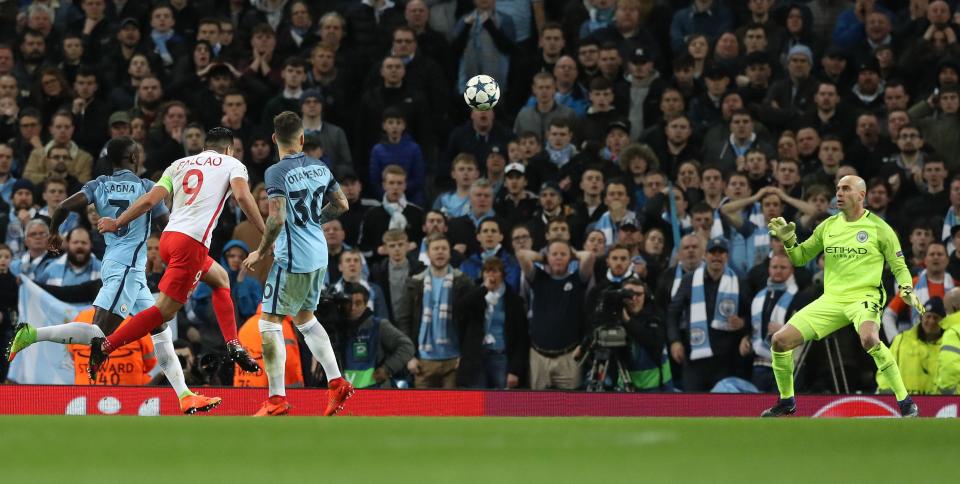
[0,0,959,394]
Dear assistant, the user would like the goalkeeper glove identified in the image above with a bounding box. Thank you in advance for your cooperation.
[767,217,797,247]
[900,285,925,317]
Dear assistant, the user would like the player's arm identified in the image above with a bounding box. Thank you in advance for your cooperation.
[318,185,349,224]
[48,190,90,253]
[244,195,285,271]
[98,182,169,233]
[777,217,824,267]
[879,220,924,315]
[231,176,266,234]
[576,249,595,283]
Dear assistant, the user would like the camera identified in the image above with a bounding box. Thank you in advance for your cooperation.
[592,287,637,348]
[317,289,352,325]
[198,353,221,376]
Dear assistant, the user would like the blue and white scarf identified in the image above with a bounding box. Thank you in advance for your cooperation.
[481,244,502,260]
[944,206,957,255]
[382,194,409,231]
[594,210,637,249]
[747,222,771,268]
[727,133,757,159]
[545,144,576,168]
[418,238,430,266]
[419,268,454,354]
[689,264,740,360]
[606,267,635,284]
[150,30,175,66]
[750,276,797,362]
[483,284,506,351]
[911,269,956,321]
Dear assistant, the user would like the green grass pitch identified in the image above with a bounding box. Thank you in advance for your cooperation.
[1,416,958,484]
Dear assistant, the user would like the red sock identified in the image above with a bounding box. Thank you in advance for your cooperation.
[105,306,163,352]
[212,287,239,345]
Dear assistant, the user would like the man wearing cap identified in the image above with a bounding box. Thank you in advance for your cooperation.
[846,58,885,114]
[619,48,665,140]
[879,297,945,395]
[494,162,537,229]
[4,179,36,255]
[300,88,352,175]
[485,145,508,195]
[92,112,132,178]
[667,236,751,391]
[529,180,581,250]
[688,63,729,134]
[761,44,817,130]
[261,57,308,126]
[937,288,960,393]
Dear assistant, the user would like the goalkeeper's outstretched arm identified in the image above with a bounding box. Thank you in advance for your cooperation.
[770,217,824,267]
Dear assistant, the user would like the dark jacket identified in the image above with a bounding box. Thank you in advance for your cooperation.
[369,254,425,322]
[330,312,415,388]
[358,203,425,261]
[459,285,529,385]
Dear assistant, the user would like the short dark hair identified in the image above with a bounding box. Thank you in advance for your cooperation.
[106,136,137,168]
[342,281,370,302]
[382,107,406,123]
[482,257,504,274]
[251,23,275,37]
[204,127,234,150]
[273,111,303,146]
[282,56,308,70]
[475,217,502,234]
[589,77,613,92]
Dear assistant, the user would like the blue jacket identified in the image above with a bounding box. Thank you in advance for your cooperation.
[369,134,426,206]
[458,248,522,293]
[832,5,892,50]
[192,240,262,323]
[669,2,734,53]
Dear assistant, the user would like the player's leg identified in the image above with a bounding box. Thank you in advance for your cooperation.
[289,268,353,416]
[254,263,292,416]
[762,297,848,417]
[849,302,919,417]
[89,293,182,379]
[200,258,260,372]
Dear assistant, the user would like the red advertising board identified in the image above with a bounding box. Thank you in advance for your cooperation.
[0,386,957,417]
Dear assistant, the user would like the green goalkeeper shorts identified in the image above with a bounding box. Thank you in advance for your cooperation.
[787,295,883,341]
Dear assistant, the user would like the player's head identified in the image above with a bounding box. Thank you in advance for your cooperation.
[204,127,235,156]
[836,175,866,211]
[273,110,304,151]
[105,136,138,170]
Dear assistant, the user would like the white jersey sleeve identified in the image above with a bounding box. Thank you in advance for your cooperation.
[161,150,246,247]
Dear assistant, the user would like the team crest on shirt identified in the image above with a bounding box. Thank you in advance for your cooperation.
[690,328,706,346]
[856,231,868,243]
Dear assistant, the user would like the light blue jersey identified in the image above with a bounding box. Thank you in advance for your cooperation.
[265,153,340,274]
[81,169,170,269]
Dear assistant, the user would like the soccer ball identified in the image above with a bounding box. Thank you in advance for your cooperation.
[463,75,500,111]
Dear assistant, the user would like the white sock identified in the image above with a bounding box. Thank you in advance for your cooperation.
[259,319,286,397]
[35,323,104,345]
[151,326,191,398]
[296,317,341,380]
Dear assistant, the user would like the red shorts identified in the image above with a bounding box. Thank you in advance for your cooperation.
[158,231,215,304]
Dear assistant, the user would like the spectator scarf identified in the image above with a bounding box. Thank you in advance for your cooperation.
[583,4,615,35]
[912,270,956,322]
[382,194,409,231]
[419,267,454,354]
[689,264,739,360]
[944,206,957,254]
[252,0,289,30]
[545,144,576,168]
[606,267,635,284]
[481,244,502,260]
[150,30,175,66]
[594,210,637,249]
[483,284,506,351]
[750,276,797,362]
[747,221,771,268]
[418,237,430,266]
[726,132,757,159]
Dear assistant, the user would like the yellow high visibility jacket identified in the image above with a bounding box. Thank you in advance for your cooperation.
[937,313,960,394]
[877,325,941,395]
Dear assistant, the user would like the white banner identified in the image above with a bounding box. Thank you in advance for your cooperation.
[7,278,90,384]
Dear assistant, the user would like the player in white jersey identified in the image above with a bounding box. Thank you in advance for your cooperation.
[91,128,265,380]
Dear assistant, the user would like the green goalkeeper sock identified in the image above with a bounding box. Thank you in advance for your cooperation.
[868,343,908,401]
[771,350,795,399]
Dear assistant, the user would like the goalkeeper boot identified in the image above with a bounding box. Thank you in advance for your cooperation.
[87,337,109,381]
[324,377,355,416]
[898,396,919,418]
[253,396,292,417]
[180,393,223,415]
[6,323,37,361]
[761,397,797,417]
[227,341,260,373]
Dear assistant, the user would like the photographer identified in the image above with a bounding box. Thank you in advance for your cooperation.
[332,282,415,389]
[620,279,673,391]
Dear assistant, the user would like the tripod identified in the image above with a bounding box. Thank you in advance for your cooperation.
[581,345,635,392]
[794,334,850,394]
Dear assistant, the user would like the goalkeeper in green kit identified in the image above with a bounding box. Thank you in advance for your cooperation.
[763,175,921,417]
